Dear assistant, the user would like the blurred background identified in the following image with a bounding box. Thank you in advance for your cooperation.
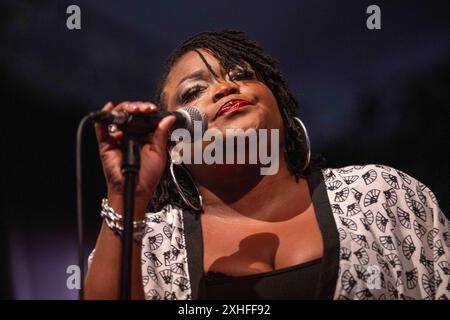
[1,0,449,299]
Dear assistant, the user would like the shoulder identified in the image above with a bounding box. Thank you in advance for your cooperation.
[323,163,420,192]
[320,163,446,228]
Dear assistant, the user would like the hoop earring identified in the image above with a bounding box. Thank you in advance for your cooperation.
[293,117,311,172]
[168,148,203,212]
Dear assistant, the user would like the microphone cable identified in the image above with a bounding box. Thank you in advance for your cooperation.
[75,114,93,300]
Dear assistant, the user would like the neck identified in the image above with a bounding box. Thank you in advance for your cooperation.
[187,154,310,222]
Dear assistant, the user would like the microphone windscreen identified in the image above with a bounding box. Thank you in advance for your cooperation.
[178,106,208,137]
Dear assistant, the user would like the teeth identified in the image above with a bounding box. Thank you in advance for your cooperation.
[222,105,238,112]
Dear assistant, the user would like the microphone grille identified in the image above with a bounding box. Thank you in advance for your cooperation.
[179,106,208,137]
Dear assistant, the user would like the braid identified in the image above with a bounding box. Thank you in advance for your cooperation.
[149,30,326,212]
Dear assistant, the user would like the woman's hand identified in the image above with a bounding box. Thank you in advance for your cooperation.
[95,101,175,203]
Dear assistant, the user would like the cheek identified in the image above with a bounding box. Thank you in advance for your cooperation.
[197,102,216,120]
[250,83,278,111]
[252,84,283,124]
[181,90,216,119]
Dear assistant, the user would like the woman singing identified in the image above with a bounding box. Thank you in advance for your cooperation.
[85,30,450,300]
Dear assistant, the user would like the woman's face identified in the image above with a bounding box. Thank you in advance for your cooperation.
[162,49,285,137]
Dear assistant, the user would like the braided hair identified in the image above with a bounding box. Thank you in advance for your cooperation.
[149,30,325,212]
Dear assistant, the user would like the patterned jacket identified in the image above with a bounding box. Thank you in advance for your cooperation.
[92,164,450,300]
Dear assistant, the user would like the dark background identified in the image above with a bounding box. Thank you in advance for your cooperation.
[1,0,449,299]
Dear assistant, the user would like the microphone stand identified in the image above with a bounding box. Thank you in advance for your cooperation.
[120,131,142,300]
[89,108,204,299]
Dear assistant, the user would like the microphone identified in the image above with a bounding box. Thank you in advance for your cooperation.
[90,106,208,137]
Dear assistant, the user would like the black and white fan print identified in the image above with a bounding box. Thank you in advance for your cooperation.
[132,164,449,300]
[140,205,192,300]
[328,164,450,300]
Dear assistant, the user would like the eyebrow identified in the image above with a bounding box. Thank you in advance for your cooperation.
[177,70,208,86]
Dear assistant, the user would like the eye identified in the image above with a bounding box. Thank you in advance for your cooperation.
[180,84,206,104]
[230,69,255,81]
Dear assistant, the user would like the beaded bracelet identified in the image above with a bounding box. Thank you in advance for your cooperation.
[100,198,147,242]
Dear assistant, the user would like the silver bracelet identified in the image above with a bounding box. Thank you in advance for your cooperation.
[100,198,147,242]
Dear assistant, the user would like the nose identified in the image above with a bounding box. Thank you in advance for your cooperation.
[213,81,239,102]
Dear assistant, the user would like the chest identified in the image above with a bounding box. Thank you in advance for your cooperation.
[201,207,324,276]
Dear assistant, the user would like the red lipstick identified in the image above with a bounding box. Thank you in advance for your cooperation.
[214,99,250,120]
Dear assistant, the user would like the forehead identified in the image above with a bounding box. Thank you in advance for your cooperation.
[165,50,218,86]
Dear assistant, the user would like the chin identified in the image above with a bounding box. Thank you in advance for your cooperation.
[219,120,262,134]
[216,110,264,132]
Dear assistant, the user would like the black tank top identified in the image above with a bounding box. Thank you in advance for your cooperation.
[204,258,322,299]
[182,168,340,300]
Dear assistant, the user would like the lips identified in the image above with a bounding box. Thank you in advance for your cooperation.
[214,99,251,120]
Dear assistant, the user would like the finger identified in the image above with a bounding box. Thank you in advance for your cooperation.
[117,101,141,114]
[115,101,158,114]
[149,115,176,154]
[138,102,158,113]
[95,102,124,148]
[102,101,115,111]
[127,101,158,114]
[95,102,114,142]
[113,101,131,113]
[96,101,159,144]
